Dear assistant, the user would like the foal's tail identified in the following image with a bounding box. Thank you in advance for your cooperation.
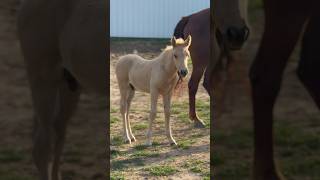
[173,16,189,39]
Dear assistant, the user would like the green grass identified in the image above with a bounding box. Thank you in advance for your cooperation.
[0,149,24,163]
[111,136,123,146]
[133,123,148,130]
[111,149,125,159]
[110,116,120,124]
[182,159,209,177]
[145,165,178,176]
[110,171,125,180]
[130,151,160,158]
[176,139,196,150]
[112,158,145,171]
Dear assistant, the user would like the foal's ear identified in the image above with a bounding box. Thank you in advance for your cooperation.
[171,36,177,47]
[184,35,192,47]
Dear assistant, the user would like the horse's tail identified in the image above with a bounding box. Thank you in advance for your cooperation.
[173,16,189,39]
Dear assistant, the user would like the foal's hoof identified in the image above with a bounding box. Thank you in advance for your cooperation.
[124,138,132,144]
[194,119,206,128]
[131,137,137,142]
[170,142,177,146]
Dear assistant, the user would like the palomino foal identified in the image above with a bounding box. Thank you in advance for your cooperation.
[116,36,191,146]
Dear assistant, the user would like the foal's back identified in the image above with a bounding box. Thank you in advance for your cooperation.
[116,54,155,93]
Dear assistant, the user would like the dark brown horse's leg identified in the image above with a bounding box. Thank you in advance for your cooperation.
[189,65,206,128]
[249,9,307,179]
[27,62,61,180]
[297,13,320,109]
[52,70,80,180]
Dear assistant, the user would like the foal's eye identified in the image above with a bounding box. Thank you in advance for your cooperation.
[174,54,177,58]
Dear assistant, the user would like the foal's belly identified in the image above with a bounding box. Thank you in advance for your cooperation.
[128,69,151,93]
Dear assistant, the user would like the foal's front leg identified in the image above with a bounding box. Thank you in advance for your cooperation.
[163,93,177,145]
[146,89,158,146]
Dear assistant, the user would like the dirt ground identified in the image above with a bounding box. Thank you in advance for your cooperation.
[0,1,107,179]
[110,39,210,179]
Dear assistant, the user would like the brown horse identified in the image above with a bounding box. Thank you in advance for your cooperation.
[249,0,319,179]
[17,0,107,179]
[173,3,249,127]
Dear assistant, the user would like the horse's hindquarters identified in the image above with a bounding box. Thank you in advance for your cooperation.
[59,0,107,95]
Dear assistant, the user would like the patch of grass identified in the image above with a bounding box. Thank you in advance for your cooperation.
[110,171,125,180]
[0,149,24,163]
[112,158,145,171]
[176,139,195,149]
[111,136,123,146]
[110,107,117,113]
[182,159,208,176]
[190,133,204,138]
[133,123,148,130]
[145,165,178,176]
[152,141,161,147]
[111,149,125,159]
[215,161,250,180]
[171,102,191,123]
[223,128,253,149]
[133,144,148,151]
[130,151,160,158]
[110,116,120,124]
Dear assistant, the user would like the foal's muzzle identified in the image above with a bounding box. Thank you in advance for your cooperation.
[179,69,188,77]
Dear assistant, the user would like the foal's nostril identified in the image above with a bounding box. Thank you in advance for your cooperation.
[180,69,188,77]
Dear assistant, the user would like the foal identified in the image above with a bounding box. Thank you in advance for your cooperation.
[115,36,191,146]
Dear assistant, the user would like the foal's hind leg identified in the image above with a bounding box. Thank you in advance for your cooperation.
[119,84,131,144]
[188,65,206,128]
[126,87,136,142]
[297,14,320,109]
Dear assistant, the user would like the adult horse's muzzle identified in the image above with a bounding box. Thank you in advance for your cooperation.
[216,25,250,50]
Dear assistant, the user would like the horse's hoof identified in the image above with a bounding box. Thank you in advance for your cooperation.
[131,137,136,142]
[170,142,177,146]
[124,138,132,144]
[194,120,206,128]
